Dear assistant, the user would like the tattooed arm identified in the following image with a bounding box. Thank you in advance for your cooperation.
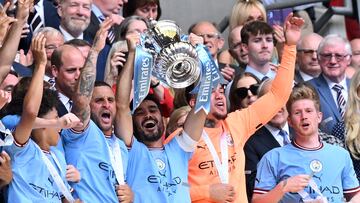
[71,18,113,131]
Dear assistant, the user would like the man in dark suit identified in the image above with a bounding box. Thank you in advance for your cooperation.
[307,34,352,137]
[57,0,113,81]
[84,0,125,42]
[295,33,323,84]
[244,79,291,201]
[51,44,86,117]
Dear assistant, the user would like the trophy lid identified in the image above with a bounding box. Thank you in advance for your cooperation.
[150,20,181,47]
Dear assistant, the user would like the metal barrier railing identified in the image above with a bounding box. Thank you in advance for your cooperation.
[218,0,358,33]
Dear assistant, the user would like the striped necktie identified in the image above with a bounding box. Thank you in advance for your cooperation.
[99,16,115,44]
[279,130,290,146]
[29,8,44,33]
[332,84,346,119]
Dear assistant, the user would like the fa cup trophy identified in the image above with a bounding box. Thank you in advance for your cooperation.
[141,20,200,89]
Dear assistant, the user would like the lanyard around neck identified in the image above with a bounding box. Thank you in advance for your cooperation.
[107,137,125,185]
[202,129,229,184]
[35,144,75,202]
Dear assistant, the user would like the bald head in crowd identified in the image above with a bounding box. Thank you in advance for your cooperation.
[189,21,224,60]
[229,25,248,65]
[296,33,323,79]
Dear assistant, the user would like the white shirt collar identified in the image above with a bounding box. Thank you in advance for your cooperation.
[323,75,348,92]
[265,123,290,147]
[299,70,314,82]
[59,25,84,41]
[58,92,72,111]
[92,4,104,20]
[245,65,276,80]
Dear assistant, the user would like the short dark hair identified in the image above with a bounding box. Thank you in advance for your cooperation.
[94,81,112,88]
[241,20,274,45]
[6,77,59,117]
[123,0,162,20]
[65,39,91,48]
[131,93,162,116]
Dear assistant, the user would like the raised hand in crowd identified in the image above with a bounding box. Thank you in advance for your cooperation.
[18,48,33,66]
[0,0,33,83]
[65,165,81,183]
[116,184,134,203]
[20,23,30,38]
[0,2,17,45]
[0,151,12,189]
[189,33,204,46]
[220,65,236,81]
[32,34,47,67]
[273,24,286,44]
[71,17,113,130]
[110,13,124,25]
[110,50,127,72]
[283,13,305,45]
[92,17,114,52]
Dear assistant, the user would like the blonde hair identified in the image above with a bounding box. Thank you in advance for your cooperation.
[104,41,128,86]
[345,70,360,159]
[229,0,267,30]
[166,106,191,136]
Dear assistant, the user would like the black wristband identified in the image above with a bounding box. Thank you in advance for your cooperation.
[151,81,161,88]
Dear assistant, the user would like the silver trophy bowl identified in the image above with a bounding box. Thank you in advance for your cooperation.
[144,20,200,89]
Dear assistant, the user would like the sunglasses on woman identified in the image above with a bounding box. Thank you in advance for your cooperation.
[235,84,259,99]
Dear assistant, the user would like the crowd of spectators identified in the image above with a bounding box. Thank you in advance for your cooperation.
[0,0,360,202]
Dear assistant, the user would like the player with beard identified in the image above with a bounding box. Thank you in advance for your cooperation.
[183,14,304,203]
[60,19,133,203]
[115,33,207,202]
[252,83,360,202]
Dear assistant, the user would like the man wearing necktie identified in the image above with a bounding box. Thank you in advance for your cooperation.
[84,0,126,44]
[307,34,351,139]
[244,79,291,201]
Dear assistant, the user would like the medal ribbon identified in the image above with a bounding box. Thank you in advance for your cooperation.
[202,130,229,183]
[35,144,75,203]
[107,137,125,185]
[132,45,153,113]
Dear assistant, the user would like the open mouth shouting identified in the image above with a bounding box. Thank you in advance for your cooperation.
[101,111,112,124]
[142,119,158,131]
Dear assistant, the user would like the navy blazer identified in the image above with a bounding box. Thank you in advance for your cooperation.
[84,12,100,43]
[56,101,69,118]
[294,68,305,84]
[307,74,350,135]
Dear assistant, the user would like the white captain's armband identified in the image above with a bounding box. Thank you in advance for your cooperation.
[175,130,197,152]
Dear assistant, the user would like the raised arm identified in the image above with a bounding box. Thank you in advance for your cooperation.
[227,13,304,140]
[13,34,46,145]
[114,34,137,146]
[0,0,31,83]
[71,18,112,131]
